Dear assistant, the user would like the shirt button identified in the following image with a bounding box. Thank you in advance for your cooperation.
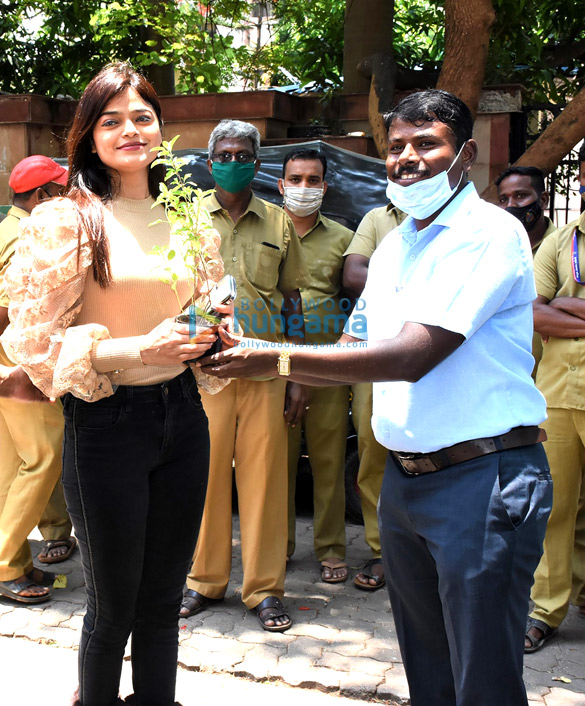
[570,365,577,371]
[164,387,169,395]
[409,254,416,261]
[233,229,238,234]
[232,256,237,262]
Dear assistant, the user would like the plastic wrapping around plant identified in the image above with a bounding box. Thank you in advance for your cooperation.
[175,305,221,343]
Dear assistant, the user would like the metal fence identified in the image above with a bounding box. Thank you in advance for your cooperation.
[512,103,583,227]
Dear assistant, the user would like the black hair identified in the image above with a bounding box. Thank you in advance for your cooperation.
[13,187,39,201]
[383,89,473,151]
[66,62,164,287]
[282,148,327,179]
[13,183,54,203]
[578,141,585,165]
[494,166,546,194]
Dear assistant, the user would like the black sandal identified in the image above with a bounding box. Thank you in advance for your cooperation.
[179,589,223,618]
[524,617,556,653]
[354,558,386,591]
[254,596,292,633]
[27,568,56,587]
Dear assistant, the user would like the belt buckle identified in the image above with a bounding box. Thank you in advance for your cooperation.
[393,451,444,476]
[393,452,424,476]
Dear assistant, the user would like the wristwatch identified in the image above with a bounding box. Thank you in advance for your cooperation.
[277,351,291,376]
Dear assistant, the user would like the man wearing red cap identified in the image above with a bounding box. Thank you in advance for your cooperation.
[0,156,76,605]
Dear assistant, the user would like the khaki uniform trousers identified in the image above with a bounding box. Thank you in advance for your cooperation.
[351,383,388,557]
[287,385,349,561]
[530,407,585,627]
[0,397,70,580]
[39,479,72,541]
[187,377,288,609]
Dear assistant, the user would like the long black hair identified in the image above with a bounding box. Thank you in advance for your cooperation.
[66,62,165,287]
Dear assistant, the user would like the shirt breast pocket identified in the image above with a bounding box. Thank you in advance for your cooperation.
[243,241,282,292]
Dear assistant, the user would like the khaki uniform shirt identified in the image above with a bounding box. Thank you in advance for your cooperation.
[531,216,558,374]
[205,192,307,343]
[534,211,585,409]
[296,213,354,345]
[0,206,28,366]
[344,203,406,259]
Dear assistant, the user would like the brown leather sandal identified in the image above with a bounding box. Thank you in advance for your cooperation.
[38,536,77,564]
[254,596,292,633]
[0,577,51,604]
[179,589,223,618]
[320,558,348,583]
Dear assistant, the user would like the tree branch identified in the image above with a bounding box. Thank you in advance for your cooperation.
[544,36,585,67]
[481,82,585,203]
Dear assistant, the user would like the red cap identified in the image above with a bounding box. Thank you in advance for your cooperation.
[9,155,68,194]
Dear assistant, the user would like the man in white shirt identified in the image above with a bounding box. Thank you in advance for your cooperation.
[201,89,552,706]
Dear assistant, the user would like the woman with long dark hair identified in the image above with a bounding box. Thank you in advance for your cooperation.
[1,63,223,706]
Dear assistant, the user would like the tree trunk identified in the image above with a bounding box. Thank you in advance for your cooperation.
[367,52,398,159]
[481,85,585,203]
[369,77,389,159]
[343,0,394,94]
[436,0,495,118]
[139,24,175,95]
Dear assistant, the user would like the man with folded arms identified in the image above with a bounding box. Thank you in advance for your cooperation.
[524,144,585,653]
[0,156,76,606]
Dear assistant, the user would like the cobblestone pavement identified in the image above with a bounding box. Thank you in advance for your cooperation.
[0,518,584,705]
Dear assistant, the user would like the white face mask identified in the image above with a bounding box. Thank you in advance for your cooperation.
[385,142,467,220]
[283,186,324,217]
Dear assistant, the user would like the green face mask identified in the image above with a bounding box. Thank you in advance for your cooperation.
[212,162,256,193]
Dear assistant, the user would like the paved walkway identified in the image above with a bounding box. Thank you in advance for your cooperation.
[0,518,584,705]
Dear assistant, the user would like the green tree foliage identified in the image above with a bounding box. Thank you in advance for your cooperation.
[0,0,254,96]
[89,1,251,94]
[487,0,585,103]
[393,0,444,72]
[1,0,584,103]
[262,0,345,89]
[0,1,104,95]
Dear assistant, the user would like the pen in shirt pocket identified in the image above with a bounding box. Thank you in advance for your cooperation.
[261,241,280,250]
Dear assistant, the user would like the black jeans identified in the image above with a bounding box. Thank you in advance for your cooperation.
[62,370,209,706]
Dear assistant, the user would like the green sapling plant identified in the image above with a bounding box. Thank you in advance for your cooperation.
[149,135,223,327]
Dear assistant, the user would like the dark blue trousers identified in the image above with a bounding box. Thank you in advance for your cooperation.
[62,370,209,706]
[379,444,552,706]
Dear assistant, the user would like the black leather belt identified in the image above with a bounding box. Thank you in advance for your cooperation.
[391,426,547,477]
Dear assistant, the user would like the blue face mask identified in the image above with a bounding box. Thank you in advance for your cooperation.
[580,185,585,202]
[385,142,467,220]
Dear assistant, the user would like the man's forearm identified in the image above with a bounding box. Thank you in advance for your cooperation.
[205,323,464,385]
[0,364,10,391]
[281,288,305,344]
[549,296,585,320]
[342,255,369,299]
[283,371,354,386]
[0,306,9,336]
[0,365,49,402]
[534,300,585,337]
